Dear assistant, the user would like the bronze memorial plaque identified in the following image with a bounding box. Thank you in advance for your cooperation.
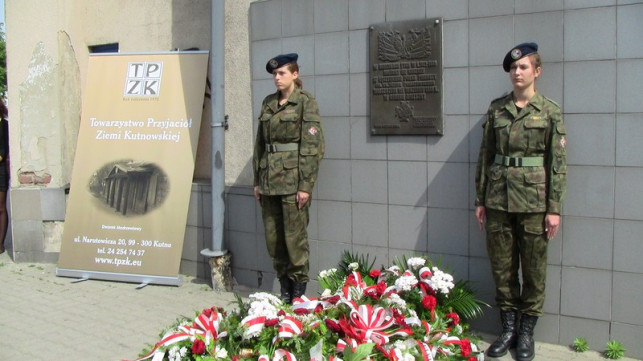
[369,18,443,135]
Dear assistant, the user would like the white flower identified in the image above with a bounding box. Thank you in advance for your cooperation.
[385,293,407,310]
[319,268,337,278]
[321,288,333,297]
[407,257,426,270]
[214,346,228,359]
[348,262,359,271]
[179,347,187,357]
[395,274,418,291]
[427,267,455,295]
[387,265,401,275]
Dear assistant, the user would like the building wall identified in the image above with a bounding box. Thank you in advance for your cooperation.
[5,0,643,358]
[233,0,643,357]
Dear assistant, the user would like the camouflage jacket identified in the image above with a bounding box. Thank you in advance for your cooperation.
[475,92,567,214]
[253,88,325,195]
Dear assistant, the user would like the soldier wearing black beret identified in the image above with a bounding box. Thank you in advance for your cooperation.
[475,43,567,361]
[254,53,325,304]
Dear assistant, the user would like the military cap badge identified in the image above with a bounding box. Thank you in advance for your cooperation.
[503,42,538,72]
[266,53,299,73]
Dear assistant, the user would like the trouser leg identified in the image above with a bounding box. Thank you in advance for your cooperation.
[261,194,310,284]
[486,209,521,311]
[282,194,310,284]
[517,212,548,316]
[261,195,289,280]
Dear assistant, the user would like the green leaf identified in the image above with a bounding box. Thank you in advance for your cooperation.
[343,343,375,361]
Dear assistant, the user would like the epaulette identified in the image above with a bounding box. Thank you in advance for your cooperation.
[542,94,561,108]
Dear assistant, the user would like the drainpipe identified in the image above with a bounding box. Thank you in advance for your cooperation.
[201,0,232,291]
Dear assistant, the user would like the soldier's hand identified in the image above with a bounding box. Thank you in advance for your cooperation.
[296,191,310,210]
[545,213,560,240]
[253,186,262,206]
[475,206,486,231]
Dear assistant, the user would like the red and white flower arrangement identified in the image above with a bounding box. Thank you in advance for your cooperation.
[130,253,487,361]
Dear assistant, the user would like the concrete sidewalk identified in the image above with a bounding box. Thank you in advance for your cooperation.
[0,251,639,361]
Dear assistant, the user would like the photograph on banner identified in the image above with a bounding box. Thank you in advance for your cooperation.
[57,51,209,284]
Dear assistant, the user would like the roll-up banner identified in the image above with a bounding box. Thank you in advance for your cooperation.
[56,51,209,286]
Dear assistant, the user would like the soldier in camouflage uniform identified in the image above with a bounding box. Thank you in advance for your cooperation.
[474,43,567,361]
[253,53,325,304]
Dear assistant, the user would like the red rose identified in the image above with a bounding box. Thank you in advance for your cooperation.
[277,309,286,316]
[460,339,472,357]
[232,357,240,361]
[369,269,381,279]
[446,312,460,326]
[327,295,340,304]
[191,339,206,355]
[314,304,324,314]
[265,318,279,327]
[421,295,437,310]
[202,308,213,317]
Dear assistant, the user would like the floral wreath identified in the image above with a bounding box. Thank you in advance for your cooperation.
[128,252,488,361]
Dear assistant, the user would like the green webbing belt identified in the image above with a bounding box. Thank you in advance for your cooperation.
[265,143,299,153]
[494,154,544,167]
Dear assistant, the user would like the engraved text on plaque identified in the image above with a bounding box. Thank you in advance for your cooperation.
[369,18,443,135]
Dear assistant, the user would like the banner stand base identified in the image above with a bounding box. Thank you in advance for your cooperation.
[56,268,182,287]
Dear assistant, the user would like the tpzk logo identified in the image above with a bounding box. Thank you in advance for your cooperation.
[124,62,163,97]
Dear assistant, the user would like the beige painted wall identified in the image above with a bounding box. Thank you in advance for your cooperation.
[5,0,255,189]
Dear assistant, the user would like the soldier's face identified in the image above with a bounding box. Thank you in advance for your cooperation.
[509,57,541,90]
[273,65,298,93]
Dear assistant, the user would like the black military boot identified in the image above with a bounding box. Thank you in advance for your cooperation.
[487,310,518,358]
[516,314,538,361]
[279,277,293,304]
[292,281,307,300]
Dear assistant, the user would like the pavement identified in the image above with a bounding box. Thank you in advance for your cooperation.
[0,250,640,361]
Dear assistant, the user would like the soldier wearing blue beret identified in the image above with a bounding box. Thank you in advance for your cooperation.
[475,43,567,361]
[254,53,325,304]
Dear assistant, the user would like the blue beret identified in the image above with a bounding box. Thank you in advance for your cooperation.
[503,42,538,72]
[266,53,299,74]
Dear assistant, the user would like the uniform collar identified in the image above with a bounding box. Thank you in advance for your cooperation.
[503,92,545,114]
[267,88,302,112]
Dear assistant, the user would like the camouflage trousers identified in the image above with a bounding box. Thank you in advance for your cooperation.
[261,193,310,283]
[485,209,548,316]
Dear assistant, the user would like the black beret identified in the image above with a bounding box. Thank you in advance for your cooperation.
[502,42,538,72]
[266,53,299,74]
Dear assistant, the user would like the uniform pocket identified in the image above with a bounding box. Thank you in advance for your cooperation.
[524,116,548,151]
[524,170,547,208]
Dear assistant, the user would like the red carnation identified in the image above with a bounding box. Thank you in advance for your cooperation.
[277,309,286,316]
[345,274,358,287]
[327,295,340,304]
[376,281,387,295]
[191,339,206,355]
[265,318,279,327]
[460,339,472,357]
[232,357,239,361]
[315,304,324,314]
[446,312,460,326]
[202,308,213,317]
[421,295,437,310]
[369,269,381,279]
